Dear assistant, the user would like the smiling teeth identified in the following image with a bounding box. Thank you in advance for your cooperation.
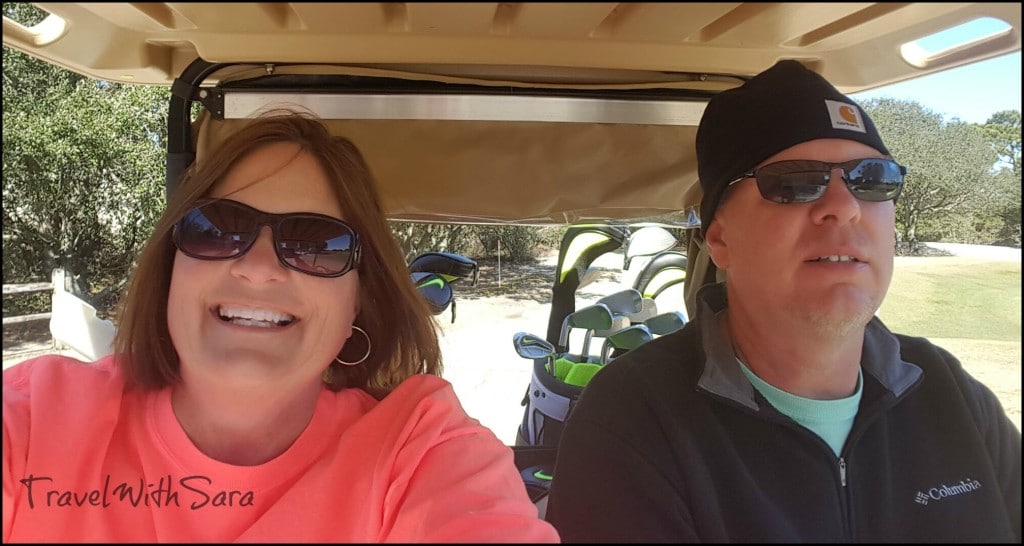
[218,305,294,326]
[814,255,857,262]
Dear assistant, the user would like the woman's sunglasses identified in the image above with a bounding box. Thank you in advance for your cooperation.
[171,199,361,278]
[727,158,907,204]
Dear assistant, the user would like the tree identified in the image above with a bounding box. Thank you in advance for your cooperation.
[389,222,474,263]
[980,110,1022,247]
[988,167,1022,247]
[982,110,1022,178]
[389,222,563,264]
[861,98,1002,247]
[2,8,169,315]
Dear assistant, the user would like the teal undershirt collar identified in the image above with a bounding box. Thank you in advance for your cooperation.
[737,360,863,457]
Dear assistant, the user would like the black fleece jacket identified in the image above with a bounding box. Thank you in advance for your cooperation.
[546,283,1021,543]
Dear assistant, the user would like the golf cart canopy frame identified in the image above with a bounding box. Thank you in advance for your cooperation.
[166,58,720,226]
[4,2,1021,314]
[5,2,1020,226]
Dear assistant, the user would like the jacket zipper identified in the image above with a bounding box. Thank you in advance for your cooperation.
[700,371,922,542]
[838,454,852,538]
[707,390,855,538]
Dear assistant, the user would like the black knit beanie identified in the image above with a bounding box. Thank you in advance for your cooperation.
[696,60,890,235]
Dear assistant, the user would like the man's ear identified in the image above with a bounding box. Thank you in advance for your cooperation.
[704,216,730,270]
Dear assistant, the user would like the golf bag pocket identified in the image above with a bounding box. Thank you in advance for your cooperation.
[518,357,589,447]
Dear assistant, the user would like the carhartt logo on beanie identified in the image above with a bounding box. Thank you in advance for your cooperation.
[696,60,890,235]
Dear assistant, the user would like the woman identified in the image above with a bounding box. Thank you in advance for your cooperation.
[2,111,559,542]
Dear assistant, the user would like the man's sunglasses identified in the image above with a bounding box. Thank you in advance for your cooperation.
[172,198,361,278]
[727,158,907,204]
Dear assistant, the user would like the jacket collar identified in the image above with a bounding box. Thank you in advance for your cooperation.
[695,282,921,410]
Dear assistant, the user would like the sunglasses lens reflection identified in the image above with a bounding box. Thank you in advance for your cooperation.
[276,216,355,275]
[176,205,255,258]
[846,159,904,201]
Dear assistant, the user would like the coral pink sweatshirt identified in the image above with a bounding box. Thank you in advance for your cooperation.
[3,355,558,543]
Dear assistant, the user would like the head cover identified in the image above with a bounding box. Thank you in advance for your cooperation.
[696,60,890,235]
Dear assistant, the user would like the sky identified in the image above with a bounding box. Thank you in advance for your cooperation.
[851,51,1021,124]
[850,16,1021,125]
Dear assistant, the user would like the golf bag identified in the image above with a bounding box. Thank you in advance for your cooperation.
[513,354,586,510]
[517,356,589,447]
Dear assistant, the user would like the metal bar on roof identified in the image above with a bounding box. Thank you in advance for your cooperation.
[223,92,706,126]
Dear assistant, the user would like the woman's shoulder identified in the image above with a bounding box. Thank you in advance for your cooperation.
[390,373,456,396]
[3,355,131,473]
[355,374,479,432]
[385,374,467,414]
[3,354,126,412]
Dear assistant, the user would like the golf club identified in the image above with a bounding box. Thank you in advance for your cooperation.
[558,303,614,355]
[643,311,687,336]
[595,288,643,317]
[411,272,453,317]
[626,297,659,324]
[623,226,677,270]
[580,314,630,359]
[600,324,654,364]
[513,331,558,377]
[408,251,480,286]
[513,332,557,361]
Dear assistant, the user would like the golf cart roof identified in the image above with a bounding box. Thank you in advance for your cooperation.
[4,3,1021,226]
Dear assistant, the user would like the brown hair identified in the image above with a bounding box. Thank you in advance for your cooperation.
[114,109,442,398]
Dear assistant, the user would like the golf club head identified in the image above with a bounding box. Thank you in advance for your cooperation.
[626,297,658,323]
[558,303,614,351]
[577,266,602,292]
[644,311,687,336]
[600,324,654,364]
[595,288,643,316]
[632,251,687,299]
[408,251,480,286]
[411,272,453,316]
[624,226,677,269]
[513,332,557,360]
[581,314,631,358]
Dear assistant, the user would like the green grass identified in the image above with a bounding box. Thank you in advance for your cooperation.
[879,258,1021,342]
[880,258,1021,433]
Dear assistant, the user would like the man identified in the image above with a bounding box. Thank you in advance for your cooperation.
[544,60,1021,542]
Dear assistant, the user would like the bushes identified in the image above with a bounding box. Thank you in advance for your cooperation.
[389,222,565,263]
[471,226,559,261]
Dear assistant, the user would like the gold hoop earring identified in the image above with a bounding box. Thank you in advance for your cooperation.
[334,325,371,366]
